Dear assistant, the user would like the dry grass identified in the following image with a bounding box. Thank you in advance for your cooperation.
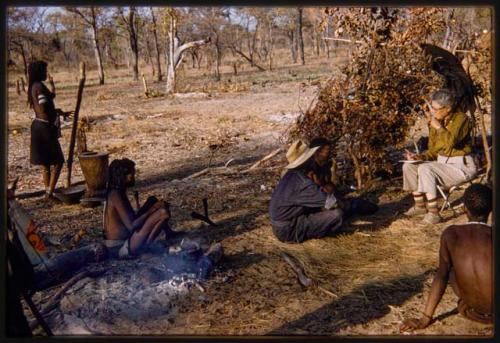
[8,55,493,336]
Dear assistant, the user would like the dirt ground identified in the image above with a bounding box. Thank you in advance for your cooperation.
[7,56,493,336]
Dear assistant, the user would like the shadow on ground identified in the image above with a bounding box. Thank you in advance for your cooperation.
[186,209,261,243]
[267,270,434,335]
[342,193,414,234]
[221,250,267,272]
[135,152,274,190]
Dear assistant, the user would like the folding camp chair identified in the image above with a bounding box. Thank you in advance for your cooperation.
[437,171,487,216]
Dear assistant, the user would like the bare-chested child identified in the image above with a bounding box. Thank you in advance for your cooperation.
[104,158,177,259]
[401,183,492,331]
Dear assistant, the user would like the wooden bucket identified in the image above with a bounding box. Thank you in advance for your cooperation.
[78,151,109,198]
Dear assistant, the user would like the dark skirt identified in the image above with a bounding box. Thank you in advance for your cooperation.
[30,120,65,166]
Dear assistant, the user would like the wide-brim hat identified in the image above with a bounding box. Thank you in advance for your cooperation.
[285,140,319,169]
[286,140,307,163]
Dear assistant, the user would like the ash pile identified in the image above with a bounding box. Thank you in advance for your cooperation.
[46,238,223,335]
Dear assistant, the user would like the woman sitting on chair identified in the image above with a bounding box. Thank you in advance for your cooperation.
[402,89,477,224]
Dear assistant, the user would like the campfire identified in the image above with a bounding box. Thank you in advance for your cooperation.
[36,239,220,335]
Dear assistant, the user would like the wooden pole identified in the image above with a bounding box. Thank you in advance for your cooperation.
[21,290,53,336]
[141,73,149,97]
[474,96,492,181]
[16,79,21,95]
[65,62,86,188]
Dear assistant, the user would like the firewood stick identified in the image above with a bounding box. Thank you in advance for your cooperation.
[190,211,217,227]
[66,62,86,188]
[39,269,106,316]
[281,252,337,298]
[183,167,210,180]
[243,148,282,172]
[281,252,313,287]
[317,285,338,298]
[16,79,21,95]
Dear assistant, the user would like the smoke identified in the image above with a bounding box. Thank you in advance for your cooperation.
[50,241,217,335]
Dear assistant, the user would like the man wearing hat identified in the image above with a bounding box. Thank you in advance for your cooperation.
[269,140,344,243]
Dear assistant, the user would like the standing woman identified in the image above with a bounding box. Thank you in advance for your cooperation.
[27,61,72,201]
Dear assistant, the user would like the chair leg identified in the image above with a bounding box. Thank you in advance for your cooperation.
[437,186,450,213]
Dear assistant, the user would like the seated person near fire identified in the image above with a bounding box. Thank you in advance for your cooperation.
[103,158,177,258]
[270,142,344,243]
[291,138,378,218]
[400,184,492,331]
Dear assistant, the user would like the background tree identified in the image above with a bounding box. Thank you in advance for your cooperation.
[163,8,210,94]
[66,7,106,85]
[296,7,305,65]
[150,7,163,81]
[117,7,140,81]
[8,7,51,79]
[227,8,266,71]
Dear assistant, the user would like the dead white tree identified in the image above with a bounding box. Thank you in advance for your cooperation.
[66,7,105,85]
[164,9,210,94]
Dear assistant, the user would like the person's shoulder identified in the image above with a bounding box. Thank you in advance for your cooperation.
[31,81,44,92]
[453,111,470,123]
[108,189,126,201]
[441,225,460,241]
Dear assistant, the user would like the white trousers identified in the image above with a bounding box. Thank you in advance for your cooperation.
[403,155,477,199]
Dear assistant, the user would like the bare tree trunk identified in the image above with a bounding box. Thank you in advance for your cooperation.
[166,14,176,94]
[231,47,266,71]
[268,20,274,71]
[145,34,156,77]
[128,7,139,81]
[165,12,210,94]
[11,41,28,80]
[150,7,162,81]
[190,51,196,68]
[214,34,221,81]
[196,51,202,69]
[324,24,331,58]
[288,30,297,63]
[315,30,321,57]
[20,46,28,81]
[297,8,305,65]
[91,29,105,85]
[215,47,221,81]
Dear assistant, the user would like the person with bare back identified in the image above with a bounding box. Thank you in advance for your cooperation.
[400,183,492,331]
[103,158,177,258]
